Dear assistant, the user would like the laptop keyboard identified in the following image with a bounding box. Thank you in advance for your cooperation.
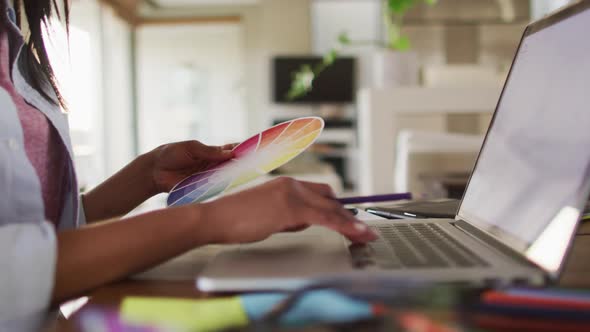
[351,223,488,269]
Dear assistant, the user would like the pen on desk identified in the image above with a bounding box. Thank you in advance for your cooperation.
[337,193,412,205]
[364,208,425,219]
[346,208,359,216]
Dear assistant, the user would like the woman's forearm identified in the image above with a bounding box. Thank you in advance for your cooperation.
[53,177,378,305]
[52,204,211,304]
[82,152,158,222]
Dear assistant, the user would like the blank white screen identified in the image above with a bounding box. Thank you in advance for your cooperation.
[459,8,590,249]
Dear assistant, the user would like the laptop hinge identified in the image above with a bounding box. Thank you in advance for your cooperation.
[454,220,541,271]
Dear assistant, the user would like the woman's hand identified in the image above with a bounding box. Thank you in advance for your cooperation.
[83,140,235,223]
[200,177,378,244]
[149,140,236,194]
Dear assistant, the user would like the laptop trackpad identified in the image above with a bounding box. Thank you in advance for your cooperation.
[200,226,352,279]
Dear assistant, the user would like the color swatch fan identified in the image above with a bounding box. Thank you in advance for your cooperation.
[167,117,324,206]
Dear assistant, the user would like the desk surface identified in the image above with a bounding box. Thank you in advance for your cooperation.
[50,222,590,332]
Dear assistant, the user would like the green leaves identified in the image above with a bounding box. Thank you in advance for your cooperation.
[387,0,437,15]
[286,32,352,100]
[287,0,438,100]
[388,0,415,14]
[286,65,315,101]
[385,0,436,51]
[323,49,338,65]
[391,35,411,51]
[338,32,351,46]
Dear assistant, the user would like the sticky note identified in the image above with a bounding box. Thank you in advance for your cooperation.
[120,297,249,332]
[241,290,374,326]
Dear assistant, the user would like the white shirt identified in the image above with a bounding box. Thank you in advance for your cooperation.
[0,2,86,330]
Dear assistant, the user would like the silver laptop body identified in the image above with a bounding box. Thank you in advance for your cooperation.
[198,0,590,292]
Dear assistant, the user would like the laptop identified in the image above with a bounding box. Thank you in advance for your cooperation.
[366,199,460,219]
[197,0,590,292]
[366,199,590,220]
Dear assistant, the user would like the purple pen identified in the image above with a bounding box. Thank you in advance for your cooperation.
[336,193,412,205]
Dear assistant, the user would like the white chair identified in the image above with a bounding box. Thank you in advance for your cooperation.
[394,130,484,197]
[357,86,501,195]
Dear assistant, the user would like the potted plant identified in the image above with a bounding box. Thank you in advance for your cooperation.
[287,0,437,101]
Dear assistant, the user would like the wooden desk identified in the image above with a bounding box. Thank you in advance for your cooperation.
[50,223,590,332]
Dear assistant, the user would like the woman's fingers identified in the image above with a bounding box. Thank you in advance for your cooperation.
[294,184,377,243]
[222,143,239,150]
[281,225,310,233]
[300,204,377,243]
[297,180,337,198]
[185,140,234,160]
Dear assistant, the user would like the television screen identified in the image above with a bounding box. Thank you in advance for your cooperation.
[273,56,356,104]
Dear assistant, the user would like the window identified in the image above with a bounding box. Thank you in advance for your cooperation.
[45,0,134,190]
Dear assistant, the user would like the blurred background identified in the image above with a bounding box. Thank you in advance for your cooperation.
[48,0,574,209]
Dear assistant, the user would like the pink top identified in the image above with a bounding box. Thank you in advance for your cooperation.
[0,32,67,225]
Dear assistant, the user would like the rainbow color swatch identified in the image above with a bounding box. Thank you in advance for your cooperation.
[167,117,325,206]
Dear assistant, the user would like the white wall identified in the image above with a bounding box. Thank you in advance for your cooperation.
[136,23,246,151]
[531,0,572,19]
[138,0,313,134]
[311,0,381,89]
[312,1,381,54]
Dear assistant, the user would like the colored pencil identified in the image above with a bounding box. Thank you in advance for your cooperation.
[337,193,412,205]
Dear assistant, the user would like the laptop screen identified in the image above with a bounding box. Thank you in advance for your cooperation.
[457,2,590,273]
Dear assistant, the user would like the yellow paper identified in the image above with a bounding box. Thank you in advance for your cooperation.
[121,296,249,332]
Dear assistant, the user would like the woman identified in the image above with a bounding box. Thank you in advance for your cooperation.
[0,0,376,329]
